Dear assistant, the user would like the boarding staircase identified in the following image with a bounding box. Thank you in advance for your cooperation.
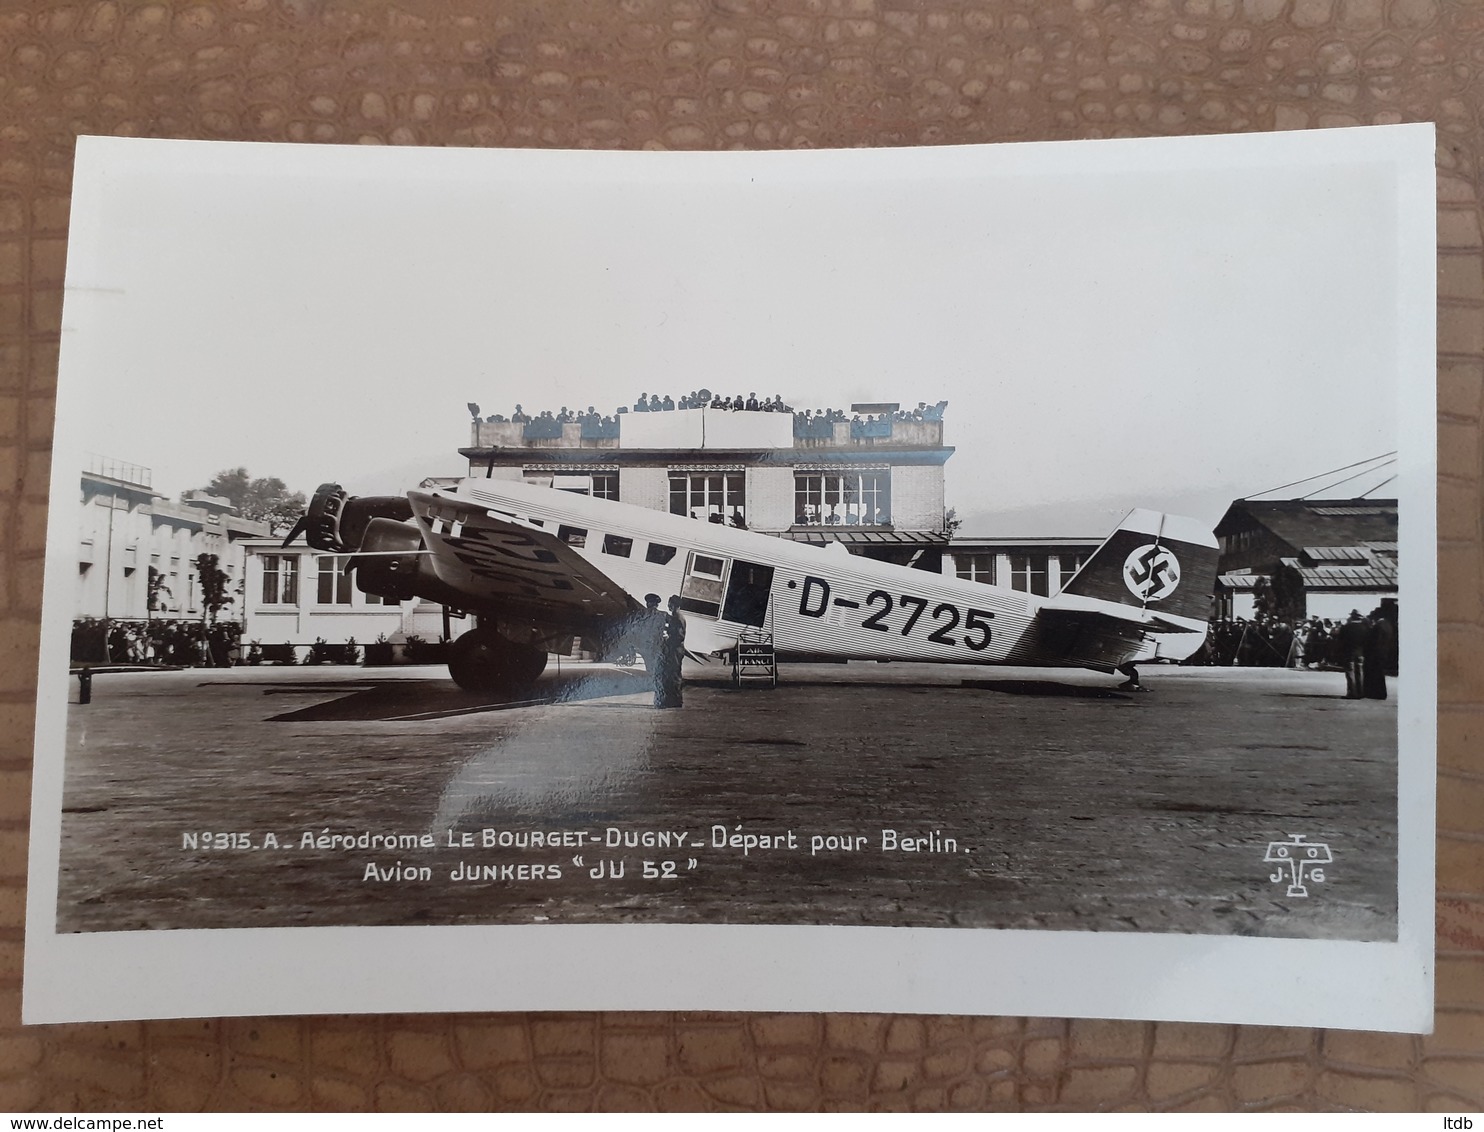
[731,623,778,689]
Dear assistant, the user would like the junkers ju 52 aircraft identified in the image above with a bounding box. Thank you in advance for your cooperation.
[283,477,1219,695]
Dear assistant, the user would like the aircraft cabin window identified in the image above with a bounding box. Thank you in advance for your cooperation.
[558,525,587,548]
[603,534,633,557]
[646,543,677,565]
[692,554,725,579]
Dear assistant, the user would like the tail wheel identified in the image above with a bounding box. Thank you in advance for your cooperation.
[448,628,548,694]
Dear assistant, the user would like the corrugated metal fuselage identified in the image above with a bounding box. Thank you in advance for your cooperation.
[415,479,1179,673]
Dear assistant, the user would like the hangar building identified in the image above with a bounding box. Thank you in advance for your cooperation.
[1213,497,1398,620]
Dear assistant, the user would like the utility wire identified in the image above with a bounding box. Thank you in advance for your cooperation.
[1245,452,1396,500]
[1299,459,1398,499]
[1359,474,1397,497]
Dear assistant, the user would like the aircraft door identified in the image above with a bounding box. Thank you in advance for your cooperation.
[678,551,727,619]
[721,559,774,628]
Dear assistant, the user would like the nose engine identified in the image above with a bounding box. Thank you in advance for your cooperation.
[288,482,427,602]
[296,482,415,554]
[283,482,551,695]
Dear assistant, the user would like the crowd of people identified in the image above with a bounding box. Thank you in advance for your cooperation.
[480,406,622,438]
[71,617,241,668]
[476,395,949,436]
[633,391,792,413]
[1186,608,1398,697]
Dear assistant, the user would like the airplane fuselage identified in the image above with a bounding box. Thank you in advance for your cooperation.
[411,479,1196,673]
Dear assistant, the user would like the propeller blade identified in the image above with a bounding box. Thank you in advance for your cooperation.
[280,515,308,548]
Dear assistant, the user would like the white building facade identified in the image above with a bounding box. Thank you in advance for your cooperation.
[77,458,268,622]
[240,542,446,655]
[946,536,1102,599]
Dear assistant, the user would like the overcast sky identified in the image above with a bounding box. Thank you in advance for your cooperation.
[59,131,1422,538]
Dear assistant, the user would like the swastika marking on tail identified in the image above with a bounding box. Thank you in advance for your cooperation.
[1123,544,1180,601]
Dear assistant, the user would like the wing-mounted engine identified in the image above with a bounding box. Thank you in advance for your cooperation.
[352,517,424,601]
[283,480,627,695]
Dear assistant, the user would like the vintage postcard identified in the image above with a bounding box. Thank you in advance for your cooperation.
[25,126,1435,1028]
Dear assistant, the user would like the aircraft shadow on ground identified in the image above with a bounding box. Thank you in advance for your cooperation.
[684,673,1131,700]
[247,668,1128,722]
[958,679,1132,700]
[256,669,658,723]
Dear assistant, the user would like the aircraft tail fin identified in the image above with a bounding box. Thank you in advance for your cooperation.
[1060,509,1218,623]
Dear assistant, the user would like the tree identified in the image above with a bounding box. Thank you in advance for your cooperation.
[147,565,170,613]
[194,468,306,534]
[194,553,232,625]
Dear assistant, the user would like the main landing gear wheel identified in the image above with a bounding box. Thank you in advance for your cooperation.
[447,628,549,695]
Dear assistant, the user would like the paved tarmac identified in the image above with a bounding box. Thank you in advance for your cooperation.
[52,660,1398,940]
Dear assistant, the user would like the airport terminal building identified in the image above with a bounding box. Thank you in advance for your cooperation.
[460,402,956,570]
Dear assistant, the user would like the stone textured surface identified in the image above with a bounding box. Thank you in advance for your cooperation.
[0,0,1480,1112]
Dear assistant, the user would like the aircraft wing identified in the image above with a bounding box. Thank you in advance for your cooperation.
[405,490,634,620]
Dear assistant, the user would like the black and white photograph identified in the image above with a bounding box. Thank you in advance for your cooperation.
[25,127,1435,1029]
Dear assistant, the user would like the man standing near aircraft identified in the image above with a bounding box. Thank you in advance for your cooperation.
[656,596,686,708]
[622,594,669,703]
[1338,610,1369,698]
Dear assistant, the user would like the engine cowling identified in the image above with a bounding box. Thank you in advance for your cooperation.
[351,517,425,601]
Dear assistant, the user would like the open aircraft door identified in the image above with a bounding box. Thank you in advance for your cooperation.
[678,551,728,619]
[721,559,774,628]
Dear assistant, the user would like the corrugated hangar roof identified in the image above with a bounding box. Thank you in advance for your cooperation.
[1218,574,1262,590]
[1280,554,1397,590]
[1216,498,1398,549]
[1302,546,1372,563]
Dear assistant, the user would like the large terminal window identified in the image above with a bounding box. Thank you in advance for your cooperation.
[669,471,745,526]
[1008,554,1050,597]
[1057,554,1086,590]
[316,555,353,604]
[544,471,619,500]
[957,551,1085,595]
[954,553,995,584]
[260,554,300,605]
[794,470,890,526]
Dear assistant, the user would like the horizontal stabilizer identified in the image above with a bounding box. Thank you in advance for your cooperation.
[1039,599,1204,635]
